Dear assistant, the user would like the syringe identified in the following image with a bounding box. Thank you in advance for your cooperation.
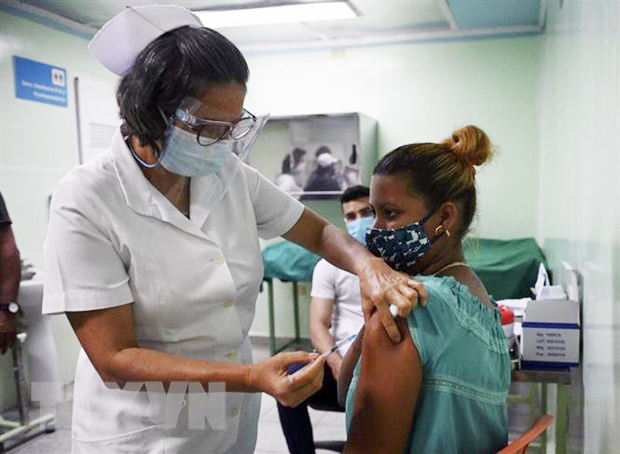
[316,332,358,358]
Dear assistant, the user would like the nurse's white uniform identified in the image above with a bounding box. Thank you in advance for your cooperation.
[43,130,304,453]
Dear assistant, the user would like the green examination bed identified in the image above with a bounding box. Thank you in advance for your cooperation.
[261,237,547,353]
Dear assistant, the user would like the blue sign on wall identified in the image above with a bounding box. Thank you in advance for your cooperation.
[14,56,67,107]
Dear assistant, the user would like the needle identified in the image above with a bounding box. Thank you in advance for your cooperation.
[289,306,400,376]
[315,306,399,358]
[316,333,357,357]
[288,333,358,376]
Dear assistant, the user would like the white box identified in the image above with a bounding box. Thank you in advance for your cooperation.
[521,299,580,369]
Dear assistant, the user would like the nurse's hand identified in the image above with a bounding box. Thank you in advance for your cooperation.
[358,256,427,343]
[248,351,325,407]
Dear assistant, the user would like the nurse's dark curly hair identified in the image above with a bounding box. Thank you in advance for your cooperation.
[116,26,249,154]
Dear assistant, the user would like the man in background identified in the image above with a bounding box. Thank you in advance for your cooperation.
[278,185,375,453]
[0,192,20,354]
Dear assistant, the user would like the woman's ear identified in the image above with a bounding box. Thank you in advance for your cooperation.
[438,201,459,234]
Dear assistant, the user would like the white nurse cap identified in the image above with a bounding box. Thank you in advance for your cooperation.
[88,4,203,76]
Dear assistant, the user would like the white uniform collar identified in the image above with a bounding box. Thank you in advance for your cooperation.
[111,129,158,217]
[111,128,240,233]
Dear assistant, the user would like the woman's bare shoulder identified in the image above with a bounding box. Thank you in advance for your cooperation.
[433,268,493,308]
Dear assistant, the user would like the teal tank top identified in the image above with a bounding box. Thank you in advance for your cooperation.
[345,276,511,453]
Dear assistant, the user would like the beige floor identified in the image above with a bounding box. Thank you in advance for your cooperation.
[255,393,346,454]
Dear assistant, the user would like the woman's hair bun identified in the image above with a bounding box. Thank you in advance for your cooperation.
[441,125,493,167]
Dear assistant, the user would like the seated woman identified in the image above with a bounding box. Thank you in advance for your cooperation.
[339,125,511,453]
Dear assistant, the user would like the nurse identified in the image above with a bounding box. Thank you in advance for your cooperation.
[42,5,425,453]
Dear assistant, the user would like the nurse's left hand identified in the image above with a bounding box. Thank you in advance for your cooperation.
[248,351,325,407]
[358,256,427,344]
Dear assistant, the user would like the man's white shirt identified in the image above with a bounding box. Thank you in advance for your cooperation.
[311,259,364,357]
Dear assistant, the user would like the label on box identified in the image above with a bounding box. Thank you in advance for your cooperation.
[521,323,579,368]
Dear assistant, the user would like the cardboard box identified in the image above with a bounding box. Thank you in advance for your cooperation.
[521,299,580,369]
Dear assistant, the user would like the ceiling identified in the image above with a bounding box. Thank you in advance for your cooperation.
[2,0,545,53]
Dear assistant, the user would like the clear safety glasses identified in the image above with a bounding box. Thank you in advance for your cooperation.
[164,96,270,164]
[174,99,258,146]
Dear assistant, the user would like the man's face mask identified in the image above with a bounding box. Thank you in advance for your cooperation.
[345,216,375,245]
[365,209,436,273]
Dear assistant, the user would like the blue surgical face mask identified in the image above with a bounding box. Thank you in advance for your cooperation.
[159,126,232,177]
[345,216,375,245]
[365,210,435,273]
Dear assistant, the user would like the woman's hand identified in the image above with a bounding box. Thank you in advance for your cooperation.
[248,351,325,407]
[358,256,427,343]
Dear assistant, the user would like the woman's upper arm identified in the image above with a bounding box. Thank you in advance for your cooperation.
[338,327,364,407]
[345,313,423,454]
[66,304,137,382]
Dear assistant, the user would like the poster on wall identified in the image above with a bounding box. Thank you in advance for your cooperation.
[13,56,67,107]
[267,116,362,201]
[274,141,360,201]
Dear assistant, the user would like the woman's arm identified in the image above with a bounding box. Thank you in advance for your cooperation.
[283,208,427,343]
[344,312,422,454]
[337,326,364,407]
[67,304,325,407]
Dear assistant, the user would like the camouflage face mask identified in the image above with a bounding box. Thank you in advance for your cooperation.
[365,209,435,273]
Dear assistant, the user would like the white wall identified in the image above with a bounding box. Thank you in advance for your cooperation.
[537,1,620,451]
[0,8,543,407]
[0,10,118,410]
[6,6,619,447]
[0,11,118,267]
[247,36,542,337]
[245,37,541,240]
